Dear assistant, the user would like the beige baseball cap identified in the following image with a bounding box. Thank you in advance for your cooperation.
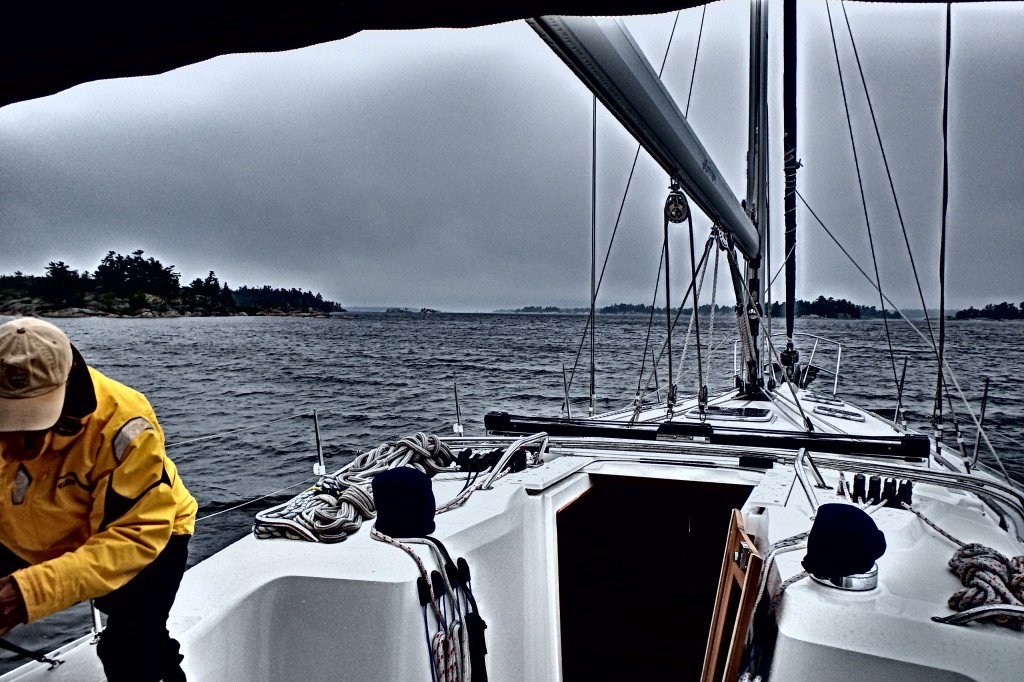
[0,318,73,432]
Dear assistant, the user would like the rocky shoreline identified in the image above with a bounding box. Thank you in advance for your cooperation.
[0,299,334,319]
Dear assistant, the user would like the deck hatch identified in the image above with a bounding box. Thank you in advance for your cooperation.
[684,406,773,421]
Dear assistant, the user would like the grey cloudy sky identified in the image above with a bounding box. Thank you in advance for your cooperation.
[1,1,1020,312]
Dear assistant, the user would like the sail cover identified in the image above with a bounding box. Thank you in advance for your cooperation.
[0,3,712,109]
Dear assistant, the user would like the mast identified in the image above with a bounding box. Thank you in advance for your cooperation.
[746,0,769,313]
[742,0,770,392]
[783,0,798,342]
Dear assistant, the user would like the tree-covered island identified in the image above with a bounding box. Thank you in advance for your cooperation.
[953,302,1023,320]
[0,250,346,318]
[499,296,1024,320]
[498,297,893,318]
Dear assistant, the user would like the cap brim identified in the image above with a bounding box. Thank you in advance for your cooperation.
[0,383,67,432]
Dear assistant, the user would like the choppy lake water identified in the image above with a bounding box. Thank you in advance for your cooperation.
[1,313,1021,671]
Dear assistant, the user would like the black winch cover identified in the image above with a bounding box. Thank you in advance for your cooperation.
[371,466,436,538]
[802,503,887,579]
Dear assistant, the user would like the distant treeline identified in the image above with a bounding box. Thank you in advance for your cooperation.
[954,302,1023,320]
[503,297,1024,320]
[497,303,736,315]
[770,296,892,319]
[232,285,339,312]
[500,296,891,319]
[0,250,345,316]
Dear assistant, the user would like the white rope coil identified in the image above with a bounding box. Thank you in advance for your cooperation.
[253,432,455,543]
[948,544,1024,619]
[904,503,1024,626]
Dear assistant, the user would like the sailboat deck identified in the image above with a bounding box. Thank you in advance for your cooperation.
[5,443,1023,681]
[762,478,1024,681]
[187,450,1024,682]
[602,386,914,440]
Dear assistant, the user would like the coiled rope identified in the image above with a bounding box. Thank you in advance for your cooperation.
[253,432,455,543]
[903,503,1024,626]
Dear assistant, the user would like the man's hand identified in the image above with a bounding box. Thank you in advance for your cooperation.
[0,576,27,637]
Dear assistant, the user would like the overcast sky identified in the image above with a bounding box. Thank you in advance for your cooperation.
[1,1,1020,312]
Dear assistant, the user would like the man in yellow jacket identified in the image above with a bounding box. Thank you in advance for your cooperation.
[0,317,197,681]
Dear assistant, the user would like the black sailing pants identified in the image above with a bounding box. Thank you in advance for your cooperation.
[1,534,190,682]
[94,533,191,682]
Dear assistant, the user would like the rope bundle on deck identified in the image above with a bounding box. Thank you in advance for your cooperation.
[948,543,1024,624]
[253,432,454,543]
[904,503,1024,627]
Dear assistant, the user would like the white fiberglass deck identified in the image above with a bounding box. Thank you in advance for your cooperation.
[4,443,1023,681]
[602,386,910,440]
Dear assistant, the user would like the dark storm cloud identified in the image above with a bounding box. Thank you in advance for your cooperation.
[0,1,1020,312]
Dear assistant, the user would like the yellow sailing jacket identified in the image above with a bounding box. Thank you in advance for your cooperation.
[0,367,197,623]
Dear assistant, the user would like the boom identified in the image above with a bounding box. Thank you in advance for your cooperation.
[529,15,760,261]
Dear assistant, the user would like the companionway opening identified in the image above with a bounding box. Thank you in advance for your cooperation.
[557,475,753,681]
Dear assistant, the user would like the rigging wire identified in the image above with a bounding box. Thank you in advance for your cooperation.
[684,6,706,118]
[590,92,597,416]
[562,8,690,413]
[839,0,964,452]
[840,1,962,455]
[686,210,706,413]
[768,241,796,289]
[671,239,722,396]
[723,244,814,431]
[636,232,721,415]
[640,6,709,406]
[796,190,1010,479]
[684,3,708,409]
[634,241,667,414]
[168,411,323,522]
[165,411,314,448]
[704,246,721,384]
[663,206,671,409]
[934,1,953,438]
[825,0,900,395]
[836,2,938,355]
[196,478,316,523]
[636,237,714,409]
[673,235,711,386]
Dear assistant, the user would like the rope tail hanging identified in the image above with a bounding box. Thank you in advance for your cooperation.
[683,190,709,415]
[703,243,721,393]
[632,235,714,421]
[673,239,711,391]
[370,528,466,682]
